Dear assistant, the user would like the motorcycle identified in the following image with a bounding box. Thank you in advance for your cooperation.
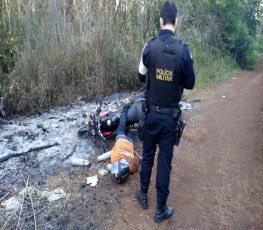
[78,96,145,152]
[78,95,186,151]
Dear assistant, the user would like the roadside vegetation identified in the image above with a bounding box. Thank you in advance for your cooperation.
[0,0,262,115]
[256,34,263,53]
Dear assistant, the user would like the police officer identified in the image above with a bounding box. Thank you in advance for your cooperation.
[136,1,195,223]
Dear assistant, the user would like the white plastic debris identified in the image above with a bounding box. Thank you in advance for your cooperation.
[86,175,98,187]
[42,188,67,202]
[1,196,22,213]
[222,96,226,98]
[71,158,90,166]
[19,186,40,197]
[19,187,67,203]
[97,168,108,176]
[179,101,192,110]
[97,151,111,162]
[106,164,112,171]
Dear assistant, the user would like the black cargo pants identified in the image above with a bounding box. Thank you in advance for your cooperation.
[140,111,178,202]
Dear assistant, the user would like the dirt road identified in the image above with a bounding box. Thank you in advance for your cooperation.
[103,57,263,229]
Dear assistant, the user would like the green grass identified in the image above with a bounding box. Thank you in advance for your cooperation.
[194,48,239,88]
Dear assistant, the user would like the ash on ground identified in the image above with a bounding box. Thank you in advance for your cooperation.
[0,93,134,184]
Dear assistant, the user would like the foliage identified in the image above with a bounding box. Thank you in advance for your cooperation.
[193,44,239,88]
[210,0,261,69]
[256,35,263,52]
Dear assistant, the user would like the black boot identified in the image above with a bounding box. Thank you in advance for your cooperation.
[154,200,174,223]
[136,190,148,209]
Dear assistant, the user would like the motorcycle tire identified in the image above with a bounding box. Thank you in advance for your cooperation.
[78,125,90,137]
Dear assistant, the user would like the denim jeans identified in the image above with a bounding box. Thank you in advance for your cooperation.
[116,106,132,141]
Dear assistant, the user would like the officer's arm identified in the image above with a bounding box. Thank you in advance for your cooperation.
[182,45,196,90]
[138,43,150,83]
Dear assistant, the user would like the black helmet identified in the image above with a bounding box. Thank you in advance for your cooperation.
[111,158,130,184]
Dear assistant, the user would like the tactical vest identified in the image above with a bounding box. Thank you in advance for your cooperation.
[146,36,184,107]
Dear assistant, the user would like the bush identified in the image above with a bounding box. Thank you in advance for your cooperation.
[243,49,257,70]
[256,35,263,53]
[194,46,238,88]
[3,0,147,115]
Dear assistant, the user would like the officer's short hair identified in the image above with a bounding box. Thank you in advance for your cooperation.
[160,1,177,25]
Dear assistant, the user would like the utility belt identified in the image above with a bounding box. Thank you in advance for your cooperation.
[147,102,180,120]
[139,99,185,146]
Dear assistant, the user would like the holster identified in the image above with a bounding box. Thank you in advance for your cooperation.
[137,98,147,141]
[172,107,179,120]
[142,99,148,114]
[173,108,185,146]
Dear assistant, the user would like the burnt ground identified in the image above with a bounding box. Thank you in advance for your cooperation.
[0,56,263,230]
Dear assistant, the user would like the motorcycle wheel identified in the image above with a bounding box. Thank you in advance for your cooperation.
[78,125,90,137]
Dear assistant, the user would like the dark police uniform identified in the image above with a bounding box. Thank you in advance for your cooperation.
[138,29,195,204]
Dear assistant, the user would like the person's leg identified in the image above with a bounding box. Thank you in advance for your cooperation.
[156,134,174,202]
[125,126,132,140]
[154,117,176,223]
[139,113,160,193]
[116,105,130,137]
[137,113,160,209]
[137,127,156,209]
[140,130,157,193]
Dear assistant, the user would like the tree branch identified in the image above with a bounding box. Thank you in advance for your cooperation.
[0,142,60,164]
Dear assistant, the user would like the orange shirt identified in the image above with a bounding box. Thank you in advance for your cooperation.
[111,138,138,173]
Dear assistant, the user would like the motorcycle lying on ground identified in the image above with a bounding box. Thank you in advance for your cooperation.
[78,96,186,152]
[78,97,145,152]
